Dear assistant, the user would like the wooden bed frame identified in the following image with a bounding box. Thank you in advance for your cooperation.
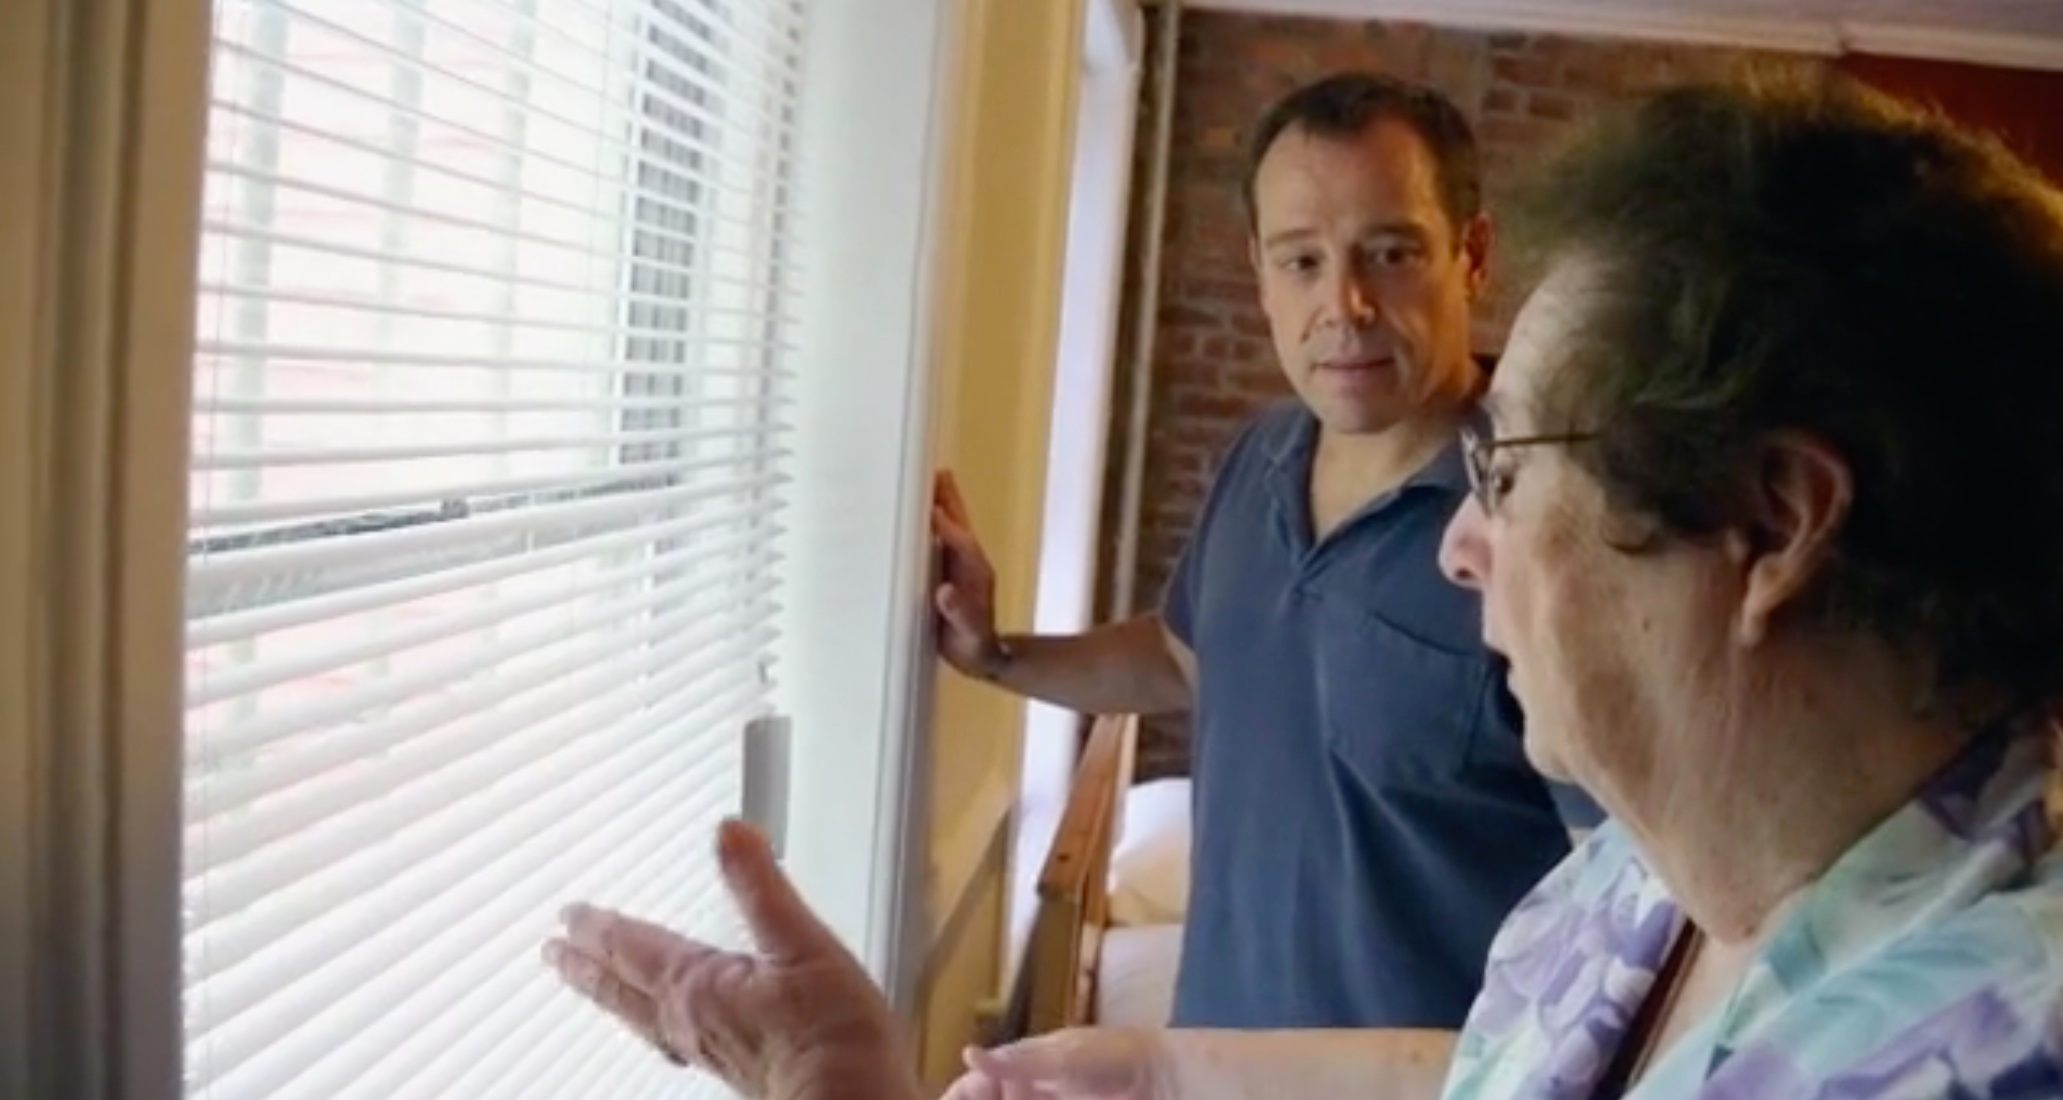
[987,713,1138,1043]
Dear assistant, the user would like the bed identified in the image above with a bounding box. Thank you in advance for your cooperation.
[990,715,1192,1040]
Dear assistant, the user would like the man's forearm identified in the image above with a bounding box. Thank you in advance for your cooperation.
[1159,1028,1455,1100]
[982,614,1192,716]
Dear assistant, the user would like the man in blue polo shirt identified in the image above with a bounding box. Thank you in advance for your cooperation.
[933,74,1594,1049]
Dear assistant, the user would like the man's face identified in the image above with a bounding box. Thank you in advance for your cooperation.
[1249,118,1489,435]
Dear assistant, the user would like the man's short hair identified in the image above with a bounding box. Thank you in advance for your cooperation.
[1241,72,1483,239]
[1513,73,2063,715]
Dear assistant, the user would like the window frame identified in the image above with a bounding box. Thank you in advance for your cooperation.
[1,0,212,1095]
[773,0,971,1006]
[3,0,975,1093]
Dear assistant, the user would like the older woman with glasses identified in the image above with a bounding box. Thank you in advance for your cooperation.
[542,76,2063,1100]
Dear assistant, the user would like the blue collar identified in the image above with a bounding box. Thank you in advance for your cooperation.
[1260,407,1470,555]
[1262,407,1472,495]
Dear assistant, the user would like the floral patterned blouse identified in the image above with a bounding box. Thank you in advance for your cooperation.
[1441,727,2063,1099]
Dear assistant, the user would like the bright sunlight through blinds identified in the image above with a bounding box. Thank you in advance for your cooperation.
[182,0,804,1096]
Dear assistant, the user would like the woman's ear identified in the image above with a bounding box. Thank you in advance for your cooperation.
[1736,432,1853,646]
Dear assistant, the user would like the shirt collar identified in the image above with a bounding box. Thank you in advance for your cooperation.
[1714,720,2058,1053]
[1263,406,1472,497]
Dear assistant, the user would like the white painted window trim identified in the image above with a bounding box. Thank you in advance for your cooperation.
[1003,0,1148,993]
[778,0,974,1010]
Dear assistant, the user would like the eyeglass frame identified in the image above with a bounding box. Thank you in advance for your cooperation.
[1458,405,1597,516]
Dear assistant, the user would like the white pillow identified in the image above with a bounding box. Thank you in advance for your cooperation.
[1105,778,1191,926]
[1095,924,1184,1026]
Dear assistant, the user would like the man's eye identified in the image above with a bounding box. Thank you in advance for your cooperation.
[1372,243,1423,267]
[1280,254,1320,275]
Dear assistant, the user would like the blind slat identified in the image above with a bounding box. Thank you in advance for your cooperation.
[188,501,774,646]
[203,95,797,252]
[197,220,802,312]
[194,725,749,1095]
[205,161,786,276]
[191,420,785,470]
[186,0,800,1093]
[186,581,772,828]
[186,624,766,911]
[189,720,741,1046]
[240,0,800,186]
[187,667,762,993]
[186,471,783,608]
[187,532,773,707]
[251,0,802,155]
[209,35,787,213]
[195,280,802,342]
[196,338,795,378]
[295,792,736,1100]
[588,0,806,82]
[193,450,787,528]
[196,391,788,417]
[541,0,808,112]
[192,554,773,761]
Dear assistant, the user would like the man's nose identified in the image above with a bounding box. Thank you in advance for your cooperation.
[1323,270,1379,328]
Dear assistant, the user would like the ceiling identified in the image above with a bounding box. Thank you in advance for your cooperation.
[1186,0,2063,69]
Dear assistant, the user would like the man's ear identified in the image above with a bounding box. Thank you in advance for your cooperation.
[1249,234,1270,309]
[1460,213,1494,301]
[1736,432,1853,646]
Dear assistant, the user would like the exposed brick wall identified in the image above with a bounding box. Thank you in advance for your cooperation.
[1098,13,1811,773]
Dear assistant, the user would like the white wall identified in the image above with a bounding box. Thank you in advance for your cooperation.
[1004,0,1147,988]
[778,0,967,1001]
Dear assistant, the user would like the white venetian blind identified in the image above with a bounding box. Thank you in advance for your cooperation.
[180,0,805,1097]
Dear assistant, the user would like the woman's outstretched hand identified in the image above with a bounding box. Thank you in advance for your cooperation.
[544,820,922,1100]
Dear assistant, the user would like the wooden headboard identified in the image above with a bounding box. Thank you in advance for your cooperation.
[988,713,1138,1042]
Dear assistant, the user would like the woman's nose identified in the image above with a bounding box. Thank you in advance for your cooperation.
[1439,495,1490,592]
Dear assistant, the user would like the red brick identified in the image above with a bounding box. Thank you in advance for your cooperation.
[1528,92,1577,121]
[1553,49,1610,93]
[1230,370,1293,399]
[1157,355,1217,384]
[1200,125,1243,153]
[1481,115,1552,146]
[1185,276,1254,304]
[1491,55,1557,87]
[1483,88,1520,113]
[1252,38,1310,69]
[1159,303,1221,329]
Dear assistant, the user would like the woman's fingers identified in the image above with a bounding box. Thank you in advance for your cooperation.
[559,903,720,994]
[542,939,681,1064]
[717,819,840,964]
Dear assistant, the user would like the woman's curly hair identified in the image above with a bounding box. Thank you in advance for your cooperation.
[1511,72,2063,718]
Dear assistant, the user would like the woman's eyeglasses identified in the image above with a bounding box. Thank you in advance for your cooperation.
[1459,406,1595,515]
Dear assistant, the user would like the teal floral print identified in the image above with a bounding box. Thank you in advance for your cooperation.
[1442,727,2063,1100]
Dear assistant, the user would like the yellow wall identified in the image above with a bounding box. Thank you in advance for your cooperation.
[917,0,1085,1087]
